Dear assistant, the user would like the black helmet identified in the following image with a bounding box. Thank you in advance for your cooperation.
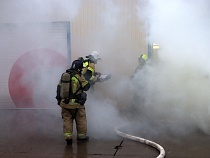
[71,60,84,71]
[77,57,84,62]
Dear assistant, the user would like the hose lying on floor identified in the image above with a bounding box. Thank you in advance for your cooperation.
[115,126,165,158]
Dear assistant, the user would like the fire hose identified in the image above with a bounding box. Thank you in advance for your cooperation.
[115,125,165,158]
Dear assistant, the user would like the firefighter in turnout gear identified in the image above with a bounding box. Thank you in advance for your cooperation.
[82,51,101,86]
[56,59,90,145]
[130,53,148,117]
[133,53,148,75]
[80,51,111,90]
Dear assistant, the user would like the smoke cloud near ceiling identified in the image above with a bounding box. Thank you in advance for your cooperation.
[131,0,210,136]
[0,0,81,23]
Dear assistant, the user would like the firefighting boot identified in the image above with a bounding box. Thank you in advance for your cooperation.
[66,139,72,145]
[77,134,89,141]
[64,132,72,145]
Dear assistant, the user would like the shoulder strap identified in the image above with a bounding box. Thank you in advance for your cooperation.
[69,72,83,99]
[72,75,83,96]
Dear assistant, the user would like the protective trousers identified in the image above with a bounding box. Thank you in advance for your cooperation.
[61,107,87,139]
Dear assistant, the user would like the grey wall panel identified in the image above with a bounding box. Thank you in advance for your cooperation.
[0,22,70,108]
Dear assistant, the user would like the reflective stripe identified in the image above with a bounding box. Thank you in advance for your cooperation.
[82,81,87,87]
[72,76,79,93]
[142,53,148,61]
[83,61,88,67]
[64,132,72,139]
[87,66,94,73]
[72,76,79,82]
[70,99,76,102]
[77,133,85,137]
[89,75,95,81]
[87,66,95,81]
[84,61,95,81]
[84,60,95,73]
[64,132,72,137]
[70,76,79,103]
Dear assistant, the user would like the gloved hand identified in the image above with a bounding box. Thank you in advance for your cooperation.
[95,72,101,77]
[97,74,112,83]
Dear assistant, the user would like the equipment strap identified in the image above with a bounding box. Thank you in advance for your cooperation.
[69,73,83,99]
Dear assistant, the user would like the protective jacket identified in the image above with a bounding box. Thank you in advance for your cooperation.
[58,70,90,109]
[82,59,99,85]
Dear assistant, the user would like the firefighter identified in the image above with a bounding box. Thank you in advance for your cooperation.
[81,51,102,86]
[78,51,111,88]
[133,53,148,76]
[130,53,148,117]
[56,59,90,145]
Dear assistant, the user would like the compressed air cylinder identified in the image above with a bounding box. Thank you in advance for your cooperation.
[60,73,71,99]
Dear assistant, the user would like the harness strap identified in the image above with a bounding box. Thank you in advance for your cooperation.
[65,71,83,101]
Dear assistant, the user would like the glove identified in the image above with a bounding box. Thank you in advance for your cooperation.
[95,72,101,77]
[101,74,111,82]
[97,74,112,83]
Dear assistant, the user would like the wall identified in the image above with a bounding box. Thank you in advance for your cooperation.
[0,0,148,108]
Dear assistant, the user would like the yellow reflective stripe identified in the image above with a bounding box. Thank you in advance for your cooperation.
[82,81,88,87]
[64,132,72,136]
[87,66,94,73]
[84,61,95,81]
[70,76,82,103]
[77,133,85,137]
[89,76,95,81]
[87,66,95,81]
[70,99,76,102]
[64,132,72,139]
[83,61,88,67]
[72,76,79,83]
[142,53,148,61]
[72,76,79,93]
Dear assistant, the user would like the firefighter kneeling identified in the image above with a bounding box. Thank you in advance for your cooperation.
[56,59,90,145]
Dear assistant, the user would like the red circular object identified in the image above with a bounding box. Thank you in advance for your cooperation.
[8,48,68,108]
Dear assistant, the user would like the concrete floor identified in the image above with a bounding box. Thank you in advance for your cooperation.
[0,109,210,158]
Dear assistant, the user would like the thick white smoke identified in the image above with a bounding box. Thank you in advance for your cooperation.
[5,0,210,141]
[133,0,210,136]
[0,0,81,23]
[0,0,132,140]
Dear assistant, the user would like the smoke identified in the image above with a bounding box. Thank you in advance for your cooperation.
[0,0,82,142]
[132,0,210,136]
[0,0,82,107]
[0,0,131,141]
[0,0,81,23]
[3,0,210,141]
